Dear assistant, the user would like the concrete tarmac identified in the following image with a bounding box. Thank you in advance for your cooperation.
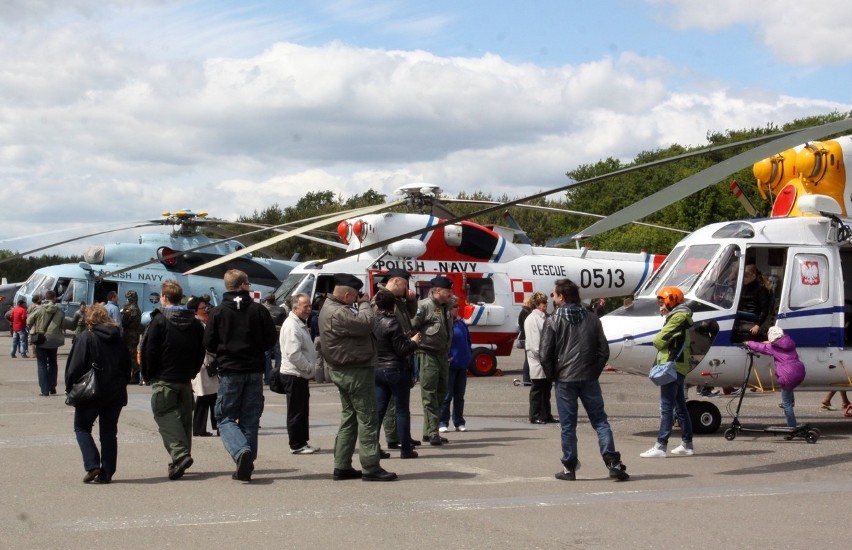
[1,334,850,549]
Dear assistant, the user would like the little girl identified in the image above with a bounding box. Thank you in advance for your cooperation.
[745,326,806,427]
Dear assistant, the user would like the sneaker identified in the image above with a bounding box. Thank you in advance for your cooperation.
[670,444,694,456]
[639,446,667,458]
[456,425,467,432]
[400,450,419,459]
[291,445,319,455]
[438,426,448,433]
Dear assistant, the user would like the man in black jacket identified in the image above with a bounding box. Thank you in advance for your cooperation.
[539,279,629,483]
[204,269,277,482]
[141,280,205,480]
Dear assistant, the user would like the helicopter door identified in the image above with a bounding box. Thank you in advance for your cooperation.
[777,249,841,347]
[94,280,118,304]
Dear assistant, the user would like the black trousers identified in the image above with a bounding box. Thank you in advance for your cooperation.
[282,374,311,450]
[529,378,553,421]
[193,394,217,435]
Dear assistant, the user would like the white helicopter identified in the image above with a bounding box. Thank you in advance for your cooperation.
[598,118,852,434]
[7,210,312,326]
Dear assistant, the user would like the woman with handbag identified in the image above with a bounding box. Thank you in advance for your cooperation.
[188,296,219,437]
[65,303,131,483]
[640,287,695,459]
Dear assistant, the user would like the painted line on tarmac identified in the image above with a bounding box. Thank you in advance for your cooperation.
[60,479,852,532]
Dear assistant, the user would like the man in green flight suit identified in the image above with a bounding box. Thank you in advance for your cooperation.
[319,273,397,482]
[412,276,454,446]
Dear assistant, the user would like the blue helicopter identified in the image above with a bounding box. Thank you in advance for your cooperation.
[7,210,323,328]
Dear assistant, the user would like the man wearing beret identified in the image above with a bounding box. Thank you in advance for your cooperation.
[373,268,422,455]
[412,276,454,446]
[319,273,397,482]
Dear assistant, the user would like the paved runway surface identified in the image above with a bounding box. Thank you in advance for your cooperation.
[1,334,850,549]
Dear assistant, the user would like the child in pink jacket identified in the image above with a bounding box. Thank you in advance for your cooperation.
[745,326,806,427]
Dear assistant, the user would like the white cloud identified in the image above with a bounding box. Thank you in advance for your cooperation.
[1,2,850,258]
[649,0,852,64]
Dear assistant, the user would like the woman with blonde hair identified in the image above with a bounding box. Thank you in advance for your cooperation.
[65,303,131,483]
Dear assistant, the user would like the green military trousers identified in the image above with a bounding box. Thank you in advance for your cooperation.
[330,367,381,474]
[150,380,193,463]
[418,351,449,439]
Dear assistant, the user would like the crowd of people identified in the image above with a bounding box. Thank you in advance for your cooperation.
[2,264,839,484]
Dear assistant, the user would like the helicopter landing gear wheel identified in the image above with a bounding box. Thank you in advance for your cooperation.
[724,427,737,441]
[687,400,722,434]
[805,430,820,444]
[469,348,497,377]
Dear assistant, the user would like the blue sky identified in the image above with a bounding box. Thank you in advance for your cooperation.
[0,0,850,255]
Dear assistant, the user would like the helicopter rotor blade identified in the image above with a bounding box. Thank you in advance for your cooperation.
[315,118,852,266]
[0,220,156,245]
[0,222,161,266]
[439,198,689,241]
[197,220,346,250]
[98,204,390,280]
[183,200,406,276]
[567,116,852,241]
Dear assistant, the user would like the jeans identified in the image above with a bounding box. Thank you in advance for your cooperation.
[781,388,797,427]
[555,379,621,466]
[74,401,123,481]
[657,373,693,447]
[11,330,27,357]
[439,368,467,428]
[35,347,58,395]
[150,381,194,463]
[216,372,265,462]
[375,366,414,452]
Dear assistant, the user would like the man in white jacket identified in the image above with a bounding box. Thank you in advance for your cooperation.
[524,292,556,424]
[279,293,319,454]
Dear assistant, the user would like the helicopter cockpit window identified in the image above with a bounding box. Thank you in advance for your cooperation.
[711,222,755,239]
[638,246,684,298]
[466,278,495,304]
[694,245,740,308]
[20,273,47,297]
[649,244,719,295]
[36,275,57,298]
[275,273,315,304]
[60,280,87,303]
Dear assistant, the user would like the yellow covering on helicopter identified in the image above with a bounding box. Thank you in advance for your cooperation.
[753,136,849,217]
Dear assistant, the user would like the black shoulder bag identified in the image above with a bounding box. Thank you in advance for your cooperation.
[65,336,102,406]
